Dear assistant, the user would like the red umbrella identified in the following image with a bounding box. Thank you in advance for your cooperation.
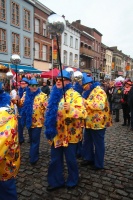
[41,68,60,78]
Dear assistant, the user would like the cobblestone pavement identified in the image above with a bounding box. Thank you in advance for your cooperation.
[17,112,133,200]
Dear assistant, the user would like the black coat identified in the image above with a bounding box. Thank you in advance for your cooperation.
[41,85,50,96]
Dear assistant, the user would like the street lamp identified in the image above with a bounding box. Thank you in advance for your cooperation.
[10,54,21,87]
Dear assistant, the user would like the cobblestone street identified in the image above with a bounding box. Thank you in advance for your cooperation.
[17,113,133,200]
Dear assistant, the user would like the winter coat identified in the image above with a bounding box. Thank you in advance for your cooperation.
[112,87,123,110]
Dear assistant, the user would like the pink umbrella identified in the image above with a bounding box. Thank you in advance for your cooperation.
[41,68,60,78]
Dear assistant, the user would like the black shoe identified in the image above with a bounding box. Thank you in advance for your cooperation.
[122,123,126,126]
[19,140,24,145]
[30,159,38,165]
[27,138,30,143]
[81,160,94,166]
[46,185,64,191]
[90,166,104,171]
[67,185,77,190]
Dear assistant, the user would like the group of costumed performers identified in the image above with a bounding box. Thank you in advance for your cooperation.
[81,73,112,170]
[44,70,87,191]
[0,82,20,200]
[18,78,47,165]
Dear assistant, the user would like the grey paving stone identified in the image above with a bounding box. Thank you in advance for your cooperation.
[16,111,133,200]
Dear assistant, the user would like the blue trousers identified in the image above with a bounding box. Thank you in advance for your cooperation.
[82,128,105,168]
[0,179,17,200]
[48,143,78,187]
[28,127,42,163]
[18,117,24,143]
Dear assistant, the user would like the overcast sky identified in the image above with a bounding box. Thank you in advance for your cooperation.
[39,0,133,58]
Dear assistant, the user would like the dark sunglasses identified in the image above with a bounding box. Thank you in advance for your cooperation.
[55,78,69,82]
[30,84,38,87]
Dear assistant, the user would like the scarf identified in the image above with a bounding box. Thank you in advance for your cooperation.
[0,92,11,108]
[21,87,41,129]
[18,87,27,98]
[44,83,72,140]
[82,82,101,99]
[123,86,131,94]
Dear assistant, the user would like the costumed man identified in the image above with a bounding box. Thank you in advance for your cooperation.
[0,82,20,200]
[18,78,47,165]
[44,70,87,191]
[18,77,29,144]
[81,73,112,170]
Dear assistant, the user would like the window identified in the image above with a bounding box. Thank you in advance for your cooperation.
[24,37,30,57]
[11,1,19,26]
[0,0,6,21]
[35,18,40,33]
[74,54,78,66]
[80,42,84,47]
[12,32,20,54]
[69,52,73,66]
[0,28,6,52]
[24,9,30,31]
[43,23,47,37]
[42,45,47,61]
[70,36,73,47]
[63,50,67,65]
[35,42,39,59]
[49,46,52,62]
[64,33,67,45]
[75,38,78,49]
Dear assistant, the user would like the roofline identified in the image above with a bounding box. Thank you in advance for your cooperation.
[35,0,54,15]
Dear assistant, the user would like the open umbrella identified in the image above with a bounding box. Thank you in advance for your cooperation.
[41,68,60,78]
[115,76,125,82]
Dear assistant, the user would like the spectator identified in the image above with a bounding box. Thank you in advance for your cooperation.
[41,78,50,96]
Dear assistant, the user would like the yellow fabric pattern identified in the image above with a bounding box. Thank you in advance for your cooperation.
[31,92,47,128]
[19,92,47,128]
[53,88,87,148]
[85,86,112,129]
[0,107,20,181]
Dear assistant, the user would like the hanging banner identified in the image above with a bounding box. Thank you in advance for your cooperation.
[53,39,57,61]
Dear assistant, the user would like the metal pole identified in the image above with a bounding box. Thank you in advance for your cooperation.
[56,34,66,101]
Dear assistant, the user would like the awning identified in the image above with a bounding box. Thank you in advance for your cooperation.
[0,62,41,73]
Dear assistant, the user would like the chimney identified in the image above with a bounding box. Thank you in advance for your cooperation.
[76,20,81,24]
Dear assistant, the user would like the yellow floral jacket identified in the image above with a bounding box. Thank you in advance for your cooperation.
[0,107,20,181]
[19,92,47,128]
[53,88,87,148]
[84,86,112,129]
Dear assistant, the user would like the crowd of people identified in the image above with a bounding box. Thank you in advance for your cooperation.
[0,69,133,199]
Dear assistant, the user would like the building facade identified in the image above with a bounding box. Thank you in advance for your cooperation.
[60,20,80,70]
[34,0,53,72]
[0,0,35,67]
